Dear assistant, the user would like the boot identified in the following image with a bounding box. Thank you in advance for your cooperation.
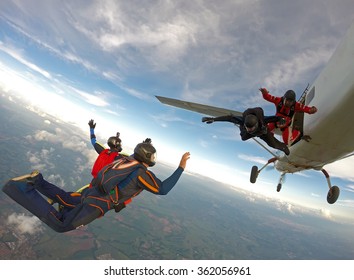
[282,145,290,156]
[11,170,40,185]
[202,117,214,124]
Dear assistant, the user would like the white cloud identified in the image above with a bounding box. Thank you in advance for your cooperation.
[238,153,268,165]
[74,89,109,107]
[7,213,43,235]
[325,156,354,183]
[319,208,333,220]
[0,43,51,79]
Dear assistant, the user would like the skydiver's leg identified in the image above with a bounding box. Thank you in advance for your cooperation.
[267,122,276,134]
[289,128,301,145]
[281,127,290,145]
[32,173,81,207]
[44,203,102,232]
[2,179,63,221]
[260,131,290,155]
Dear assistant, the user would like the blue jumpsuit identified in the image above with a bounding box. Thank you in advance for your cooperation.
[2,157,185,233]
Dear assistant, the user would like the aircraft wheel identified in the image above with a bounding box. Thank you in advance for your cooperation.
[327,186,340,204]
[250,166,258,183]
[277,184,282,192]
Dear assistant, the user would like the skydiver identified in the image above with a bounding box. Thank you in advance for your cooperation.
[88,119,124,178]
[3,141,190,233]
[260,88,318,145]
[202,107,290,155]
[88,119,152,178]
[88,120,154,211]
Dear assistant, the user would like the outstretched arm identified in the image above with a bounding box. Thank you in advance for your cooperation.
[202,115,242,125]
[260,88,279,104]
[139,152,191,195]
[295,103,318,114]
[88,119,105,154]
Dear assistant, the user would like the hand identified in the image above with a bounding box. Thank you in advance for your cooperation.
[88,119,96,129]
[202,117,214,124]
[259,88,269,95]
[309,106,318,114]
[277,117,287,128]
[179,152,190,170]
[143,138,152,144]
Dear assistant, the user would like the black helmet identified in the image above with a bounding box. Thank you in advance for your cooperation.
[107,132,122,152]
[133,142,157,167]
[244,114,259,133]
[284,90,296,101]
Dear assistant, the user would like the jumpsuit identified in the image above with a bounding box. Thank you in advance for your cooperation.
[2,157,185,233]
[261,91,314,144]
[210,107,289,154]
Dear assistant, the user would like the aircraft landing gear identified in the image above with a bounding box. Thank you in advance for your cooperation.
[250,157,278,183]
[277,173,286,192]
[321,169,340,204]
[250,166,258,183]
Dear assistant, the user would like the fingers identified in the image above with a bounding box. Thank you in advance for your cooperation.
[183,152,191,160]
[179,152,190,170]
[259,87,268,94]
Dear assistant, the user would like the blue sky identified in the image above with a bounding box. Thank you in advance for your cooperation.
[1,0,354,222]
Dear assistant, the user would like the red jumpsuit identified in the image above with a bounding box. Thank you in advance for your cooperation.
[262,90,314,145]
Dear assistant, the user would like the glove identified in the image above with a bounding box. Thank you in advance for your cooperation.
[260,125,267,135]
[143,138,152,144]
[88,119,96,129]
[277,117,287,128]
[309,106,318,114]
[259,88,269,95]
[202,117,214,124]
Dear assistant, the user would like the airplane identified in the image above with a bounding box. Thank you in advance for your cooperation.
[155,20,354,204]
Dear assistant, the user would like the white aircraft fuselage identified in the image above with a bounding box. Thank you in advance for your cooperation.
[276,21,354,174]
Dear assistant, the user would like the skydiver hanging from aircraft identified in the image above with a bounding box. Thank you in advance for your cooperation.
[2,140,190,233]
[202,107,290,155]
[260,88,318,145]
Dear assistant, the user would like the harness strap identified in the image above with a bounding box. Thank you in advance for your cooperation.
[277,97,295,118]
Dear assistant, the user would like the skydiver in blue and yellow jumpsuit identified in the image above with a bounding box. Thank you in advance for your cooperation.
[2,141,190,233]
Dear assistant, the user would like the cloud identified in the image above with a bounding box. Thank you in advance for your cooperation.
[275,200,296,215]
[1,0,354,110]
[325,156,354,183]
[74,89,109,107]
[25,128,94,174]
[151,112,190,124]
[0,43,51,79]
[319,208,333,220]
[238,154,268,165]
[7,213,43,235]
[26,149,55,171]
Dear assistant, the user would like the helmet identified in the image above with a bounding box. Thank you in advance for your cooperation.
[107,132,122,152]
[284,90,296,102]
[133,142,157,167]
[244,114,259,133]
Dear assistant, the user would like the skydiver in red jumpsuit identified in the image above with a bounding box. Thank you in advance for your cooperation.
[260,88,318,145]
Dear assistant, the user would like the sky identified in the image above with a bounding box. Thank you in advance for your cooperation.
[1,0,354,222]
